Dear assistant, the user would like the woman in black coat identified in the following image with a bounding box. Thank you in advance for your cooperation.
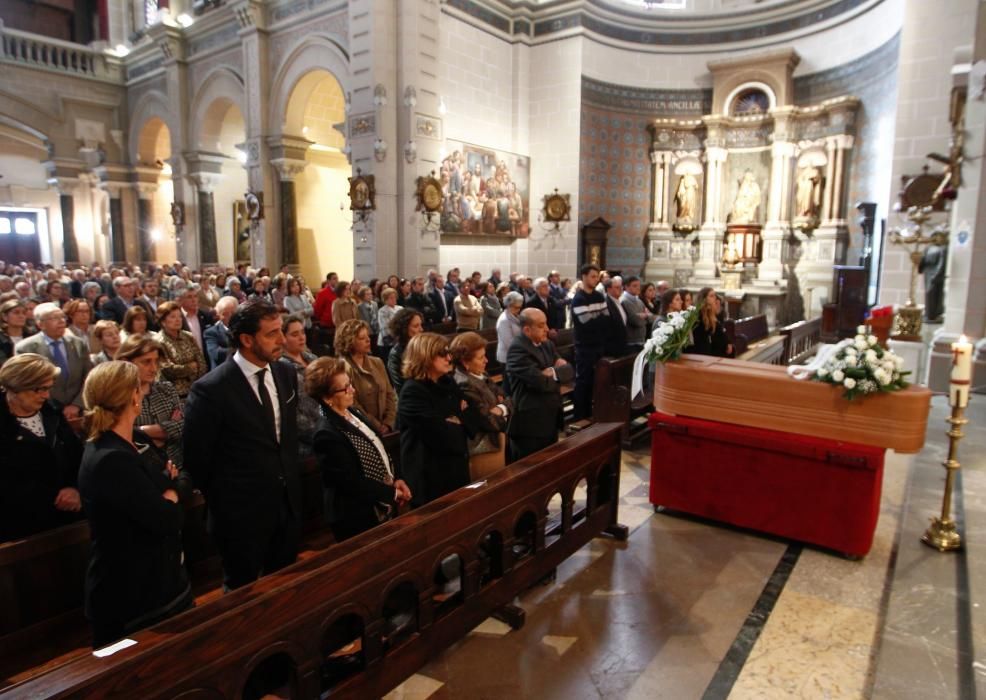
[686,287,733,358]
[306,357,411,541]
[0,354,84,542]
[385,308,423,393]
[78,361,192,648]
[397,333,481,508]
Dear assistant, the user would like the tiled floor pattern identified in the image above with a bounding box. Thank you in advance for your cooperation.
[385,399,984,699]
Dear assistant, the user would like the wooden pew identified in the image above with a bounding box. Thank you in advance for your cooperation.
[2,423,626,700]
[779,317,822,365]
[724,314,786,365]
[0,434,400,686]
[568,353,651,448]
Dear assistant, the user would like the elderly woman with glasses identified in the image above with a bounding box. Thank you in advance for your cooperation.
[0,353,84,542]
[396,332,481,508]
[306,357,410,541]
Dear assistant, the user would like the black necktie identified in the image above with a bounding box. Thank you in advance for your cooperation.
[256,368,277,441]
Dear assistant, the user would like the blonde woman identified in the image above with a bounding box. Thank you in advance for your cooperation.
[0,353,83,542]
[685,287,732,357]
[335,319,396,434]
[78,361,191,648]
[396,332,480,507]
[90,320,121,365]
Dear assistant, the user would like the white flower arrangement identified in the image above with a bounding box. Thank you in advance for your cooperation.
[630,306,701,398]
[813,325,909,400]
[641,307,701,364]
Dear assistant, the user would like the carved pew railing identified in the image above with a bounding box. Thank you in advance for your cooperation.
[2,423,626,700]
[779,317,822,365]
[0,435,400,683]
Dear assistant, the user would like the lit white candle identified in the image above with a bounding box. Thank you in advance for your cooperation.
[950,335,973,408]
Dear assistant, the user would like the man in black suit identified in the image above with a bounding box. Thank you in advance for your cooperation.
[183,299,302,591]
[179,285,216,365]
[99,277,150,324]
[505,308,574,461]
[406,277,441,325]
[428,275,454,323]
[603,276,628,357]
[205,296,237,368]
[525,277,565,331]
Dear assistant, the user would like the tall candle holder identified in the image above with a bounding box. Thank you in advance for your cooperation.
[922,336,972,551]
[921,404,966,551]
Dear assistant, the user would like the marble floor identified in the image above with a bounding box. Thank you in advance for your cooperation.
[384,396,986,700]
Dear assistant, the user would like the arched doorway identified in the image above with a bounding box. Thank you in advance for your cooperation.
[134,116,175,263]
[283,69,351,285]
[197,98,248,267]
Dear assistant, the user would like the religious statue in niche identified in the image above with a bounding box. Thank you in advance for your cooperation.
[795,165,823,221]
[730,170,762,224]
[673,174,699,231]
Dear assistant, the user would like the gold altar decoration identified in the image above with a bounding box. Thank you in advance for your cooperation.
[887,204,948,341]
[922,404,966,551]
[653,355,932,453]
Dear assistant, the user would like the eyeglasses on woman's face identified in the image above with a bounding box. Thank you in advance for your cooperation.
[329,379,354,395]
[26,383,54,395]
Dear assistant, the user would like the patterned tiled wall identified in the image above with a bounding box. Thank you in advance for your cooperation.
[578,107,652,273]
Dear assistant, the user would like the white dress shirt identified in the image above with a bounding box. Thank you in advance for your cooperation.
[183,309,203,352]
[233,351,282,442]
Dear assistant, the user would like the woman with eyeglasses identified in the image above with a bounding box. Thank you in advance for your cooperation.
[396,332,481,507]
[306,357,411,541]
[0,353,84,542]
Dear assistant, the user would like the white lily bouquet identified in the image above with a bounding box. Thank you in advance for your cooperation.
[630,307,700,398]
[812,325,910,400]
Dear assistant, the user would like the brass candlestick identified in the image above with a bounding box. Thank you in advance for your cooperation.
[921,404,967,551]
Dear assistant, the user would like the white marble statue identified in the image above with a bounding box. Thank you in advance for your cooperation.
[730,170,762,224]
[674,173,699,224]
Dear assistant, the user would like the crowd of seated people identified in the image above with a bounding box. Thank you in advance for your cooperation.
[0,257,724,649]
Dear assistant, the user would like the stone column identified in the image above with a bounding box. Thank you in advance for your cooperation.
[234,0,277,268]
[186,153,227,267]
[694,143,727,282]
[927,59,986,390]
[644,149,674,281]
[269,137,311,272]
[758,139,796,284]
[108,191,126,264]
[133,165,160,264]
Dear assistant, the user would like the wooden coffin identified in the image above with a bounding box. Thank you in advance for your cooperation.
[653,355,932,453]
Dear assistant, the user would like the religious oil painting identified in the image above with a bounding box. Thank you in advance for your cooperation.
[438,141,530,238]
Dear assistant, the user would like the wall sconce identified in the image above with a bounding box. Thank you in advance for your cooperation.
[438,96,447,115]
[403,86,417,108]
[374,139,387,162]
[373,85,387,108]
[403,140,417,163]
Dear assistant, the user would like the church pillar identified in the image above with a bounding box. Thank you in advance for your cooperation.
[186,152,227,267]
[694,144,727,282]
[94,164,134,266]
[270,157,308,271]
[108,190,126,264]
[758,138,796,284]
[644,149,674,281]
[927,59,986,391]
[133,165,160,263]
[147,21,194,266]
[233,0,277,269]
[268,137,311,273]
[806,133,855,315]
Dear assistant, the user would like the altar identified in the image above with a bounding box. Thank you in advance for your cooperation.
[642,49,856,324]
[648,356,933,556]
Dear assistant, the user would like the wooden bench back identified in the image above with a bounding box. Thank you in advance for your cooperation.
[780,317,822,365]
[0,434,399,675]
[724,314,769,356]
[591,354,652,447]
[2,424,625,700]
